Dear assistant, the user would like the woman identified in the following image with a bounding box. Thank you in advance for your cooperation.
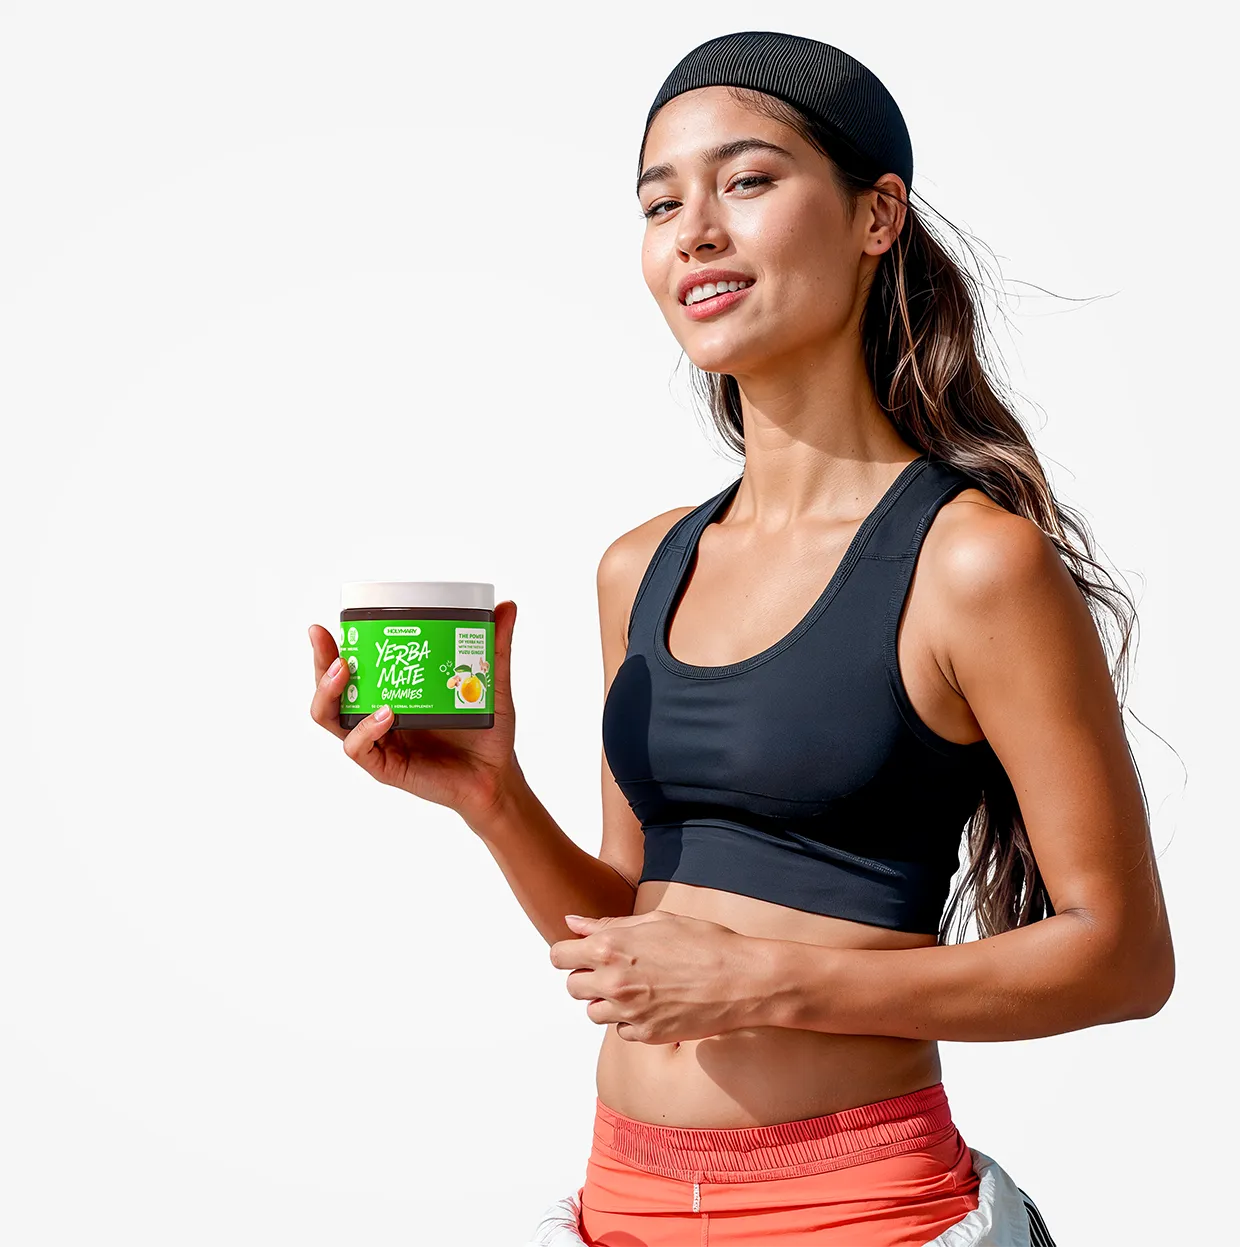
[308,31,1173,1247]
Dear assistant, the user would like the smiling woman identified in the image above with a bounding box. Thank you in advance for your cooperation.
[523,28,1170,1247]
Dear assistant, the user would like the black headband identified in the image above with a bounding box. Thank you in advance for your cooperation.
[643,30,913,191]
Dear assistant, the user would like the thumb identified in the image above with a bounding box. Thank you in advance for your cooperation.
[565,913,626,931]
[566,912,658,931]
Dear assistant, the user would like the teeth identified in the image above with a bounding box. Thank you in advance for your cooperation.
[685,279,752,306]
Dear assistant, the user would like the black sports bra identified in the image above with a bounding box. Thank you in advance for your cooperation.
[601,454,1001,935]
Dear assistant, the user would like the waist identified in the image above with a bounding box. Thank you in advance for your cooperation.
[591,1080,959,1183]
[596,1013,940,1126]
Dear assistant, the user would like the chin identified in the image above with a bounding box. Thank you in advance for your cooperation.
[685,350,758,377]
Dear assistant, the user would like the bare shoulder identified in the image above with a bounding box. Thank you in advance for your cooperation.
[597,503,698,647]
[922,486,1073,603]
[915,486,1094,701]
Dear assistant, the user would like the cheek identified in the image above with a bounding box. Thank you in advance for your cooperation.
[640,236,667,298]
[795,262,854,315]
[768,238,857,323]
[739,194,855,307]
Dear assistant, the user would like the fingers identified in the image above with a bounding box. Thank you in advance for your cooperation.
[550,937,600,971]
[308,623,339,684]
[491,600,515,706]
[562,967,603,999]
[308,622,395,764]
[342,706,396,774]
[309,626,349,740]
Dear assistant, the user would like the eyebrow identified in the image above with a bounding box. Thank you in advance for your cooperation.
[635,138,796,197]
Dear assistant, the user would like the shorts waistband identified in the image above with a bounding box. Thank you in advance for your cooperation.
[591,1081,956,1182]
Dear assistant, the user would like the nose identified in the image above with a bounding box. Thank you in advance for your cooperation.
[675,195,729,258]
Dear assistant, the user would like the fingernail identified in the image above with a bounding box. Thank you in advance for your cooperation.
[326,657,342,679]
[374,706,392,722]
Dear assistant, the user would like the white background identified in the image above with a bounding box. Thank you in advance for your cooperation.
[1,2,1231,1243]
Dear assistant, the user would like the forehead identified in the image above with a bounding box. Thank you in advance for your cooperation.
[642,86,796,160]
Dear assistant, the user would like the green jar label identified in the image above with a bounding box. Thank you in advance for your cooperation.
[337,618,494,716]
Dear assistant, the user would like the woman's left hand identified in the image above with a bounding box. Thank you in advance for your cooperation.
[549,911,766,1044]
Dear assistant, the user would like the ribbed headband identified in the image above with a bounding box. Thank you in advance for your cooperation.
[643,30,913,190]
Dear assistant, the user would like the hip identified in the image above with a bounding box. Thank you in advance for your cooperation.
[578,1079,980,1246]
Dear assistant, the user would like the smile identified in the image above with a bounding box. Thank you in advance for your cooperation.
[681,283,754,320]
[684,279,755,307]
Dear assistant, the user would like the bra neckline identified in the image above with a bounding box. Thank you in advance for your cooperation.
[655,455,929,680]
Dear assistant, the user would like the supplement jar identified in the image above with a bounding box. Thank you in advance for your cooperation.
[338,581,495,730]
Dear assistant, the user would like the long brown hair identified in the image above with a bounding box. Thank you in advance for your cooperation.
[639,86,1152,944]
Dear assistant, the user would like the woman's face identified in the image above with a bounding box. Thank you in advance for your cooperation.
[637,87,901,379]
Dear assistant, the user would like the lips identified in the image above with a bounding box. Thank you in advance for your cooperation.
[676,269,755,305]
[680,283,753,320]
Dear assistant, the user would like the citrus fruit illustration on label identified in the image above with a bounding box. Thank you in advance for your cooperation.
[450,665,486,705]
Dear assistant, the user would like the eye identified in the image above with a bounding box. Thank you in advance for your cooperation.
[641,174,774,221]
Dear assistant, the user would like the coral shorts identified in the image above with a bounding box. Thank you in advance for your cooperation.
[577,1081,980,1247]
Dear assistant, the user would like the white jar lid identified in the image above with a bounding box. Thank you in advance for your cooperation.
[340,581,495,611]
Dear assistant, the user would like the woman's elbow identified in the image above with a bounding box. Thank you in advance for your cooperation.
[1116,930,1175,1021]
[1130,938,1175,1018]
[1071,908,1175,1023]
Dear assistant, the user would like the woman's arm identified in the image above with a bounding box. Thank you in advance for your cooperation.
[741,505,1174,1041]
[464,762,638,949]
[465,514,689,947]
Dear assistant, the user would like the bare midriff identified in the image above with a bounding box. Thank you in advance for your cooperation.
[593,879,942,1129]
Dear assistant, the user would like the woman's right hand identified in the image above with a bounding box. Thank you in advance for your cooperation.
[308,600,520,824]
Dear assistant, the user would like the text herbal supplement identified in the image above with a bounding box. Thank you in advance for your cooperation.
[339,581,495,730]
